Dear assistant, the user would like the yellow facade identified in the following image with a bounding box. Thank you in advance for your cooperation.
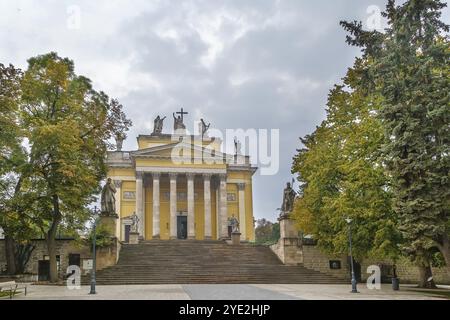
[107,133,257,242]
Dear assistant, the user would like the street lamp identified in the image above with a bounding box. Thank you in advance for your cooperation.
[345,218,358,293]
[89,206,99,295]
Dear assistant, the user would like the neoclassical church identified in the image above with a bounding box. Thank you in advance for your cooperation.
[107,110,257,242]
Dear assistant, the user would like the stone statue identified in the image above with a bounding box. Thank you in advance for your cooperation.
[153,115,166,135]
[115,133,125,151]
[173,113,186,130]
[200,118,210,137]
[281,182,296,215]
[101,178,116,216]
[173,108,188,130]
[234,137,242,155]
[228,215,240,233]
[130,212,140,233]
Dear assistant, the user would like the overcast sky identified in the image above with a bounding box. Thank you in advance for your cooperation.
[1,1,448,222]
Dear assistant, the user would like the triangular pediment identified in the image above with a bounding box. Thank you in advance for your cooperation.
[131,142,230,159]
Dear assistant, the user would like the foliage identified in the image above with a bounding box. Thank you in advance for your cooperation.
[255,219,280,245]
[86,223,114,249]
[292,60,400,261]
[0,52,132,280]
[341,0,450,269]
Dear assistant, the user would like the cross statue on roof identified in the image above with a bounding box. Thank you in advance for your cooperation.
[173,108,188,130]
[176,108,188,121]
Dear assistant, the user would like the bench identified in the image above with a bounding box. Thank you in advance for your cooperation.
[0,281,28,299]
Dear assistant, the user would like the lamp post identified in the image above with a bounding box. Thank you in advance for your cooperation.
[345,218,358,293]
[89,206,99,295]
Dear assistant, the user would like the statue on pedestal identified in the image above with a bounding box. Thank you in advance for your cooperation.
[130,212,140,233]
[101,178,116,216]
[280,181,297,216]
[173,108,188,130]
[228,215,240,233]
[152,115,166,135]
[200,118,210,137]
[234,137,242,155]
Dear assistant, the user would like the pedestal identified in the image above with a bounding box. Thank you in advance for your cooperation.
[129,232,140,245]
[98,214,118,237]
[279,213,298,238]
[269,213,303,265]
[231,232,241,245]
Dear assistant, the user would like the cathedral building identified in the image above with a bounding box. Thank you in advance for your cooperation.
[106,110,257,242]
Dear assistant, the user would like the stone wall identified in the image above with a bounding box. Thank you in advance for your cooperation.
[360,257,450,285]
[270,238,304,265]
[0,241,5,273]
[301,245,350,280]
[0,238,120,280]
[284,244,450,285]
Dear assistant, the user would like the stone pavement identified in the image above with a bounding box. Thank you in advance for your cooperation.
[4,284,447,300]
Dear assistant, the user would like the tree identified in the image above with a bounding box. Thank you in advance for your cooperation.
[0,63,34,275]
[292,60,400,263]
[11,52,132,282]
[341,0,450,287]
[255,219,279,244]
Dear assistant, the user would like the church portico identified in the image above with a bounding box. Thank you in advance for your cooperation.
[106,111,257,243]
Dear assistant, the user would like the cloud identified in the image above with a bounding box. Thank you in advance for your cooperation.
[2,0,447,221]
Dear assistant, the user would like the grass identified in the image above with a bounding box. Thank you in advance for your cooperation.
[410,289,450,300]
[0,290,22,298]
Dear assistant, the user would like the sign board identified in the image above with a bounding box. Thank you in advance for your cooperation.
[329,260,342,270]
[83,259,93,270]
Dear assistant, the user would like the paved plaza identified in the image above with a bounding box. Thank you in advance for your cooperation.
[4,284,448,300]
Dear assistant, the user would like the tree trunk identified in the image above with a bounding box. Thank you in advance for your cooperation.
[15,243,35,274]
[46,233,58,283]
[46,194,62,283]
[438,234,450,277]
[417,264,437,289]
[4,234,17,275]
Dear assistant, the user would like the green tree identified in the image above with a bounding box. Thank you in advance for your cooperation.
[10,52,132,282]
[0,63,36,275]
[255,219,279,245]
[292,60,400,263]
[341,0,449,287]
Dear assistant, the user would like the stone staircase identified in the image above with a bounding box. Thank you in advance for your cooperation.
[82,240,346,285]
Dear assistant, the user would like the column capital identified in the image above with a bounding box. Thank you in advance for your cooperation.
[169,173,178,180]
[202,173,212,180]
[186,172,195,180]
[113,180,122,188]
[136,171,144,180]
[218,173,227,181]
[237,183,246,191]
[152,172,161,180]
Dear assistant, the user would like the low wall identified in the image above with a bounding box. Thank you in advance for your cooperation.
[276,243,450,285]
[360,257,450,285]
[301,245,350,280]
[0,238,120,280]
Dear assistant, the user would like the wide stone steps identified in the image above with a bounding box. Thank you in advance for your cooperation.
[81,240,346,285]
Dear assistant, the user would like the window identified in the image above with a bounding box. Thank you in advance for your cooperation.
[123,191,136,200]
[43,255,61,271]
[227,193,237,202]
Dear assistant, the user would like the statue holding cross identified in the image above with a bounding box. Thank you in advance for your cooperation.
[173,108,188,130]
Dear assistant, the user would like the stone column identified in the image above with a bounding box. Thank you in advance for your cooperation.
[169,173,177,239]
[113,180,122,240]
[187,173,195,240]
[219,174,228,239]
[152,172,161,239]
[203,174,212,240]
[237,183,246,241]
[135,172,144,238]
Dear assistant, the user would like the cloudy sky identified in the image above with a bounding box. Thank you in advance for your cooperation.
[1,1,448,221]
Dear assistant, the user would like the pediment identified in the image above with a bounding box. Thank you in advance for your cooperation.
[131,142,229,159]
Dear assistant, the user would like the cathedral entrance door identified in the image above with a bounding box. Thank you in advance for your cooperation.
[177,216,187,239]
